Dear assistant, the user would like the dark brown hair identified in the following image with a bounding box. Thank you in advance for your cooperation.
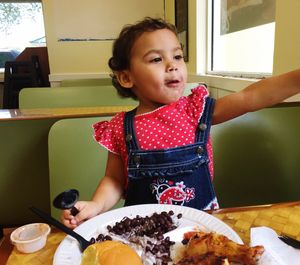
[108,17,178,99]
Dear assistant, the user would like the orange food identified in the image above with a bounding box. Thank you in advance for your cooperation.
[81,240,142,265]
[177,231,264,265]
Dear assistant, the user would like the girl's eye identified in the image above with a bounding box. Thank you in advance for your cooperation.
[150,57,162,63]
[174,54,183,60]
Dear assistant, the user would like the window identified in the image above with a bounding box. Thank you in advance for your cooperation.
[208,0,275,77]
[0,1,45,69]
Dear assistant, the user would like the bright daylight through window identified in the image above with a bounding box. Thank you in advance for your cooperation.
[209,0,275,77]
[0,1,45,69]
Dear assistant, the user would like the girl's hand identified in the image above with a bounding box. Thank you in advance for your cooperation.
[61,200,104,229]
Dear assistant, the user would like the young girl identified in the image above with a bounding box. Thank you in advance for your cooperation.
[62,17,300,228]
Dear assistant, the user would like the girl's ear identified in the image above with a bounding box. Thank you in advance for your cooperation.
[116,71,133,88]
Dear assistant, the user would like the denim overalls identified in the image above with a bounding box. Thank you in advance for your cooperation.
[123,97,219,210]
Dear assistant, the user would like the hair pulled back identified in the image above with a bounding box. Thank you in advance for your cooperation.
[108,17,177,99]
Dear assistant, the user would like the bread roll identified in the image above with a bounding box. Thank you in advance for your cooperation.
[81,240,142,265]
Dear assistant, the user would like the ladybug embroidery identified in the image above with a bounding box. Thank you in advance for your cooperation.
[150,178,195,205]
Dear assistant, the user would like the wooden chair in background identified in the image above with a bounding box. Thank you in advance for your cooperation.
[3,55,44,109]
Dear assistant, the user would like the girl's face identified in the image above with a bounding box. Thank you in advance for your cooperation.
[120,29,187,113]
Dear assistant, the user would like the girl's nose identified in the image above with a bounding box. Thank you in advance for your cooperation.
[167,62,178,72]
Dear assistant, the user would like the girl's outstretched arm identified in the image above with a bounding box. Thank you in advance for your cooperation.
[212,68,300,124]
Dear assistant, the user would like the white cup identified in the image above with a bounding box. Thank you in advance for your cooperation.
[10,223,51,253]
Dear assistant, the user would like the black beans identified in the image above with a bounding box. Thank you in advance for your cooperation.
[109,211,178,240]
[90,211,182,264]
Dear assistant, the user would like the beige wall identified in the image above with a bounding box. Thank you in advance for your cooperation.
[273,0,300,75]
[43,0,300,88]
[43,0,116,76]
[43,0,197,83]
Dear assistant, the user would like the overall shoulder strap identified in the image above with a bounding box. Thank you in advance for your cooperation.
[123,108,139,151]
[195,96,215,143]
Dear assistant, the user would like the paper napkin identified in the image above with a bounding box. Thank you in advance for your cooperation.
[250,226,300,265]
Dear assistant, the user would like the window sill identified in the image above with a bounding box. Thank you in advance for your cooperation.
[188,73,300,102]
[188,73,257,93]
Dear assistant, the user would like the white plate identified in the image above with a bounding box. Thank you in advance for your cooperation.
[53,204,242,265]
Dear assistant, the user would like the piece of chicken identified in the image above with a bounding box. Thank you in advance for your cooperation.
[180,231,264,265]
[176,252,229,265]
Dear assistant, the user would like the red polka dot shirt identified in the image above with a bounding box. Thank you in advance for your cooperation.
[93,85,214,180]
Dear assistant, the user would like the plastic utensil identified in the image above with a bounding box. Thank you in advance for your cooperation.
[278,235,300,249]
[53,189,79,216]
[29,206,91,251]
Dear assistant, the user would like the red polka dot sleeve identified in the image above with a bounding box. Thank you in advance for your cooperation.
[93,112,126,155]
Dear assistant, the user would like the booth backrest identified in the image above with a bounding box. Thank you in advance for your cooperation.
[19,85,137,109]
[60,79,199,89]
[60,78,112,87]
[48,117,124,219]
[19,83,199,109]
[211,103,300,208]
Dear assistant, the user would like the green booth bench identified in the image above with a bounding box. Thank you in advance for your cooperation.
[18,85,137,109]
[60,78,112,87]
[212,102,300,207]
[48,117,125,219]
[0,82,202,231]
[0,118,63,230]
[1,96,299,233]
[47,102,300,220]
[18,82,200,109]
[58,78,200,90]
[0,107,133,235]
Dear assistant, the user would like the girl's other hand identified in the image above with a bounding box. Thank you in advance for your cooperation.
[61,201,104,229]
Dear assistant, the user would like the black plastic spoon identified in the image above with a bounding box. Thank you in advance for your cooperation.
[52,189,80,216]
[29,206,91,251]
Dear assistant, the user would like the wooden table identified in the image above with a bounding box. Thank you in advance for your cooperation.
[0,106,135,121]
[1,201,300,265]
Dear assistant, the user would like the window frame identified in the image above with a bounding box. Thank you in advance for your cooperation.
[205,0,274,79]
[0,0,41,3]
[0,0,45,74]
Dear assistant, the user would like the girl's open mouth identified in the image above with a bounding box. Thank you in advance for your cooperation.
[166,79,180,86]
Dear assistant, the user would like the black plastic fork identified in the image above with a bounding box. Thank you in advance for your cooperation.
[278,235,300,249]
[29,206,92,251]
